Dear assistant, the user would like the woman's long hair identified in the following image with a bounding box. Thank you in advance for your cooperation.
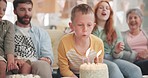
[93,0,117,45]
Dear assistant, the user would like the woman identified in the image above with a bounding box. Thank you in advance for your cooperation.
[121,8,148,75]
[92,1,142,78]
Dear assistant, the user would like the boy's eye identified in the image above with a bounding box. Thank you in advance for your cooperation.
[78,24,83,26]
[87,24,92,27]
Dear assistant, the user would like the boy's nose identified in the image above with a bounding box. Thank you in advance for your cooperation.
[83,26,88,31]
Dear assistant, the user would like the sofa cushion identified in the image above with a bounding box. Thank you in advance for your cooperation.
[47,30,65,69]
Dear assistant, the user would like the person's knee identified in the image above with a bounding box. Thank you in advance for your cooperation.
[21,62,32,74]
[24,62,31,69]
[32,60,51,73]
[132,65,142,74]
[32,60,52,78]
[114,59,142,77]
[32,60,51,68]
[105,61,118,69]
[128,66,142,78]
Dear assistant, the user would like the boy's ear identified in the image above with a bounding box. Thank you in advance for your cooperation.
[69,22,73,30]
[94,23,96,27]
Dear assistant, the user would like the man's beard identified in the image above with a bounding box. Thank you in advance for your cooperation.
[17,15,32,25]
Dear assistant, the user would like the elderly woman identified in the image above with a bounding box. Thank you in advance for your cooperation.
[115,8,148,75]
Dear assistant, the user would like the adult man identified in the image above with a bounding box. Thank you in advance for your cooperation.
[13,0,54,78]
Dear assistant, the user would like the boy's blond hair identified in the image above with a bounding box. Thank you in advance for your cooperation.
[71,4,94,22]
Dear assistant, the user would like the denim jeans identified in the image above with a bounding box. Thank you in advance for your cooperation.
[113,59,142,78]
[104,53,142,78]
[104,59,124,78]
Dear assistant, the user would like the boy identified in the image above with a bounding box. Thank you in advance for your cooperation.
[58,4,104,78]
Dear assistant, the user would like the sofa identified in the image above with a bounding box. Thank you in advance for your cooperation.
[47,29,65,69]
[47,29,66,78]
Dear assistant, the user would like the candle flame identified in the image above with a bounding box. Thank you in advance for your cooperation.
[97,50,102,57]
[86,48,90,57]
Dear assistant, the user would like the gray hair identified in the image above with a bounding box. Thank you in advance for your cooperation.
[126,8,143,20]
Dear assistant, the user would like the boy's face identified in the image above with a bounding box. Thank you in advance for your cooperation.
[69,12,95,39]
[14,3,33,25]
[0,1,7,21]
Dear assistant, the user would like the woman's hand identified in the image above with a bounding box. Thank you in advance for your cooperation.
[114,42,124,54]
[136,49,148,60]
[7,54,15,71]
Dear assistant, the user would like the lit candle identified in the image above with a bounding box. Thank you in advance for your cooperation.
[86,48,90,64]
[96,50,102,63]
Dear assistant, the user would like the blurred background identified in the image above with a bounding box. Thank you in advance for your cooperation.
[3,0,148,32]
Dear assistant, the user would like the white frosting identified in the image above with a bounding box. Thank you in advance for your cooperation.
[7,74,40,78]
[80,63,108,78]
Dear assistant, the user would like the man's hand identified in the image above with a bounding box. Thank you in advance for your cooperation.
[15,59,26,68]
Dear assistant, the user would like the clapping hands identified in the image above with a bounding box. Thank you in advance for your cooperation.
[114,42,124,54]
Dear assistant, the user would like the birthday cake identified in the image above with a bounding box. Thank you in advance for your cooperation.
[7,74,40,78]
[80,63,108,78]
